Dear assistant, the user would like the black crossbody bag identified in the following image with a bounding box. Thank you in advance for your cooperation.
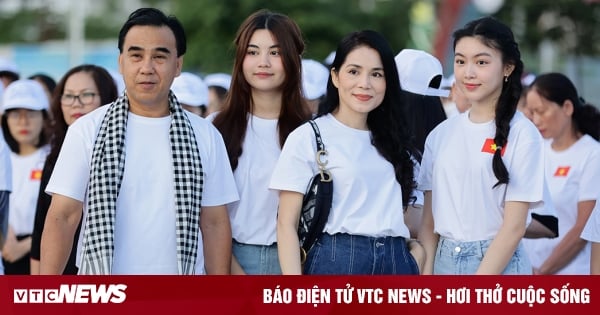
[298,120,333,264]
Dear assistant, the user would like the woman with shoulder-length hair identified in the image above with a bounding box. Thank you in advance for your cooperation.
[210,9,311,275]
[29,64,118,275]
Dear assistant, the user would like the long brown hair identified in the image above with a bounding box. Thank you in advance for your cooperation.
[212,9,310,170]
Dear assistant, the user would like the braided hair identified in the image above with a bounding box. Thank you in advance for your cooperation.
[453,17,524,187]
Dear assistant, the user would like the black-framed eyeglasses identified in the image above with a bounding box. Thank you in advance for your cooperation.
[61,92,97,106]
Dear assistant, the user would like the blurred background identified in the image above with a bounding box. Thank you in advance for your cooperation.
[1,0,599,104]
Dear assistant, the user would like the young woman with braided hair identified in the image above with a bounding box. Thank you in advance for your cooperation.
[417,16,545,274]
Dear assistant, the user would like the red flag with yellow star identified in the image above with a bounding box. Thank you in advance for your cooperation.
[554,166,571,177]
[481,138,506,156]
[30,169,42,180]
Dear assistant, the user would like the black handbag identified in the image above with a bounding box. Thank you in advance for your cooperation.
[298,120,333,264]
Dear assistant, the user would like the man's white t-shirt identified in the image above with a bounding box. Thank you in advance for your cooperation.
[418,110,544,241]
[46,105,239,274]
[524,135,600,274]
[270,114,420,238]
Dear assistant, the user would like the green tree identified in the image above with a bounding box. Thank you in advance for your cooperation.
[496,0,600,58]
[173,0,414,73]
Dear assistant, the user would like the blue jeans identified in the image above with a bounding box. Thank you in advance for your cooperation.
[232,240,282,275]
[434,237,532,275]
[303,233,419,275]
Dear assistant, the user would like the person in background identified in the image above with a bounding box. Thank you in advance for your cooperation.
[0,58,19,88]
[0,132,12,275]
[301,59,329,115]
[439,74,471,118]
[418,16,544,275]
[581,195,600,274]
[523,72,600,274]
[40,7,238,275]
[1,79,51,274]
[210,9,310,275]
[171,71,209,117]
[204,73,231,117]
[272,30,423,275]
[394,49,448,238]
[28,73,57,104]
[395,49,448,154]
[30,64,118,275]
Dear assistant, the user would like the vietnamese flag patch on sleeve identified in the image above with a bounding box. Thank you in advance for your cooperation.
[30,169,42,180]
[481,138,506,156]
[553,166,570,177]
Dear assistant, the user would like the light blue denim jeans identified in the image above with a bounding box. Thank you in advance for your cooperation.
[232,240,282,275]
[434,237,532,275]
[303,233,419,275]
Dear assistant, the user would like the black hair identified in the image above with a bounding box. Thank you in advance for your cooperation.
[1,110,50,154]
[529,72,600,141]
[318,30,419,208]
[118,7,186,57]
[453,16,523,188]
[0,71,19,83]
[402,91,447,154]
[28,73,57,95]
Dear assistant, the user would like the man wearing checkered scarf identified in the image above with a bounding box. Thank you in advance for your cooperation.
[39,8,239,275]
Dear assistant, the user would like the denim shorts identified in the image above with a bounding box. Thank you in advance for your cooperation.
[434,237,531,275]
[232,240,282,275]
[303,233,419,275]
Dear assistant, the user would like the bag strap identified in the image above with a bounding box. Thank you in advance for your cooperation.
[308,120,331,182]
[308,119,324,152]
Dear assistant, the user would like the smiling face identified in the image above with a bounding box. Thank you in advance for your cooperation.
[118,25,182,116]
[331,45,386,118]
[242,29,286,95]
[454,36,513,108]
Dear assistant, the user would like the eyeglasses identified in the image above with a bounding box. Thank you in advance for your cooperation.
[61,92,97,106]
[6,109,43,121]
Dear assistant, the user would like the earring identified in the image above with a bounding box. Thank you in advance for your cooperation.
[504,75,508,82]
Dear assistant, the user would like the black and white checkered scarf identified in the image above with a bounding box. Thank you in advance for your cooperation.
[80,92,203,275]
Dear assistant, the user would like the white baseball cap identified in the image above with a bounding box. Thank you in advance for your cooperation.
[0,57,18,75]
[2,79,49,112]
[324,51,336,66]
[395,49,449,98]
[302,59,329,100]
[204,73,231,91]
[171,72,209,107]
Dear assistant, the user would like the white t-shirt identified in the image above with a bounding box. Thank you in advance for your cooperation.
[581,196,600,243]
[524,135,600,274]
[46,105,239,275]
[270,114,419,238]
[0,132,11,191]
[418,110,544,241]
[9,146,49,235]
[228,115,281,245]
